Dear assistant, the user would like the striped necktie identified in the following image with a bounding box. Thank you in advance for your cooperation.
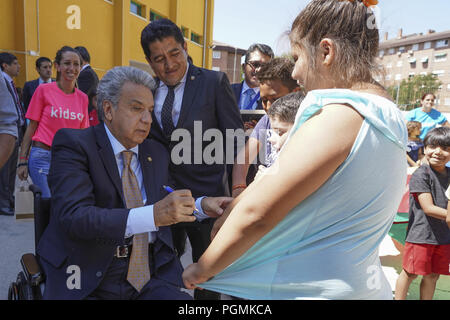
[161,85,177,138]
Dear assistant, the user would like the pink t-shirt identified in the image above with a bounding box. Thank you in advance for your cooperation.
[26,82,90,146]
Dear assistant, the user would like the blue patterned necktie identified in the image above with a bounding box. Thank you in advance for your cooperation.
[242,88,255,110]
[161,85,177,138]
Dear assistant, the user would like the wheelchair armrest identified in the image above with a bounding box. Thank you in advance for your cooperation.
[29,184,42,197]
[20,253,45,287]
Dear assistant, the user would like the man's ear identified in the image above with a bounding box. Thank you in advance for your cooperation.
[145,56,152,66]
[319,38,336,67]
[103,100,114,122]
[183,41,188,53]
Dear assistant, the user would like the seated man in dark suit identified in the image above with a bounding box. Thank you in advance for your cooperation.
[37,66,232,300]
[74,46,99,96]
[231,44,273,114]
[22,57,53,112]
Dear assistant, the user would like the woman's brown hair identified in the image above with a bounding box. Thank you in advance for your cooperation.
[290,0,380,87]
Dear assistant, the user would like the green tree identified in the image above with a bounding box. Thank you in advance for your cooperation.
[387,74,442,111]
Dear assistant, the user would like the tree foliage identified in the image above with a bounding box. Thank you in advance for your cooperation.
[387,74,442,111]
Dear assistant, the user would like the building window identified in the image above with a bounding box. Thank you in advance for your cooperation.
[445,98,450,106]
[379,50,384,57]
[181,26,189,39]
[432,70,445,77]
[212,67,220,71]
[395,74,402,81]
[191,32,202,45]
[436,39,449,48]
[412,44,419,51]
[386,63,392,69]
[212,51,221,59]
[385,74,392,80]
[130,1,145,18]
[435,53,447,62]
[388,48,395,55]
[398,46,406,53]
[423,42,432,50]
[150,10,164,21]
[397,61,403,67]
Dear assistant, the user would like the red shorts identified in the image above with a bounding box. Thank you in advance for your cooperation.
[403,242,450,275]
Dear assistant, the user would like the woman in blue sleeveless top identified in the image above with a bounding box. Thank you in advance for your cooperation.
[183,0,408,300]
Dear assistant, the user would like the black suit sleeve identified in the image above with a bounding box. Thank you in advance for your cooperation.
[22,82,33,112]
[49,129,129,245]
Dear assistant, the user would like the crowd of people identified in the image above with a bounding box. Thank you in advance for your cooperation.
[0,0,449,300]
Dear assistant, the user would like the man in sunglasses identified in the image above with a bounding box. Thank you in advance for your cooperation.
[231,44,274,111]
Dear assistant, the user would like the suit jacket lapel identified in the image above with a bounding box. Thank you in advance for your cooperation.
[138,141,174,249]
[138,142,157,206]
[176,64,200,130]
[94,125,125,204]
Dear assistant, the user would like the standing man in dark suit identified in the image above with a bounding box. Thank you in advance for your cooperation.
[37,66,231,300]
[0,52,26,216]
[140,19,244,300]
[231,44,274,113]
[74,46,99,96]
[22,57,53,112]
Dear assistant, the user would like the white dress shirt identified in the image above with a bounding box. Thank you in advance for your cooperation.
[103,124,208,242]
[154,63,190,128]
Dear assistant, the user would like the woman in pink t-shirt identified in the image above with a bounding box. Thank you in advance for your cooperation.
[17,46,90,198]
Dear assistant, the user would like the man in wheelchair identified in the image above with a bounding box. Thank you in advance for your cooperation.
[9,66,231,300]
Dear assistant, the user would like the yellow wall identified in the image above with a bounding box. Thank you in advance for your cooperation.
[0,0,214,88]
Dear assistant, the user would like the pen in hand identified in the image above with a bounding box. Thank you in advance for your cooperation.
[163,185,200,214]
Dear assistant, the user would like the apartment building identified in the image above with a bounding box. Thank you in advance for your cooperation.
[211,41,246,84]
[377,29,450,112]
[0,0,214,88]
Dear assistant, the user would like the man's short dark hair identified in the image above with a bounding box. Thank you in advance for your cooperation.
[423,127,450,148]
[0,52,18,70]
[256,57,298,91]
[141,18,185,60]
[267,91,304,124]
[244,44,274,63]
[36,57,52,69]
[74,46,91,63]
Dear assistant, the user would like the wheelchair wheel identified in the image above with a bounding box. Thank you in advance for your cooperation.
[8,281,19,300]
[16,272,34,300]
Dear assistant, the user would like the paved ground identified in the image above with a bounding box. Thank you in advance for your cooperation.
[1,213,449,300]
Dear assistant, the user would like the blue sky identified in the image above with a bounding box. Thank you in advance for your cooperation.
[213,0,450,56]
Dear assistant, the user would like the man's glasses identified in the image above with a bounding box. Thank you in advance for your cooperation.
[246,61,266,70]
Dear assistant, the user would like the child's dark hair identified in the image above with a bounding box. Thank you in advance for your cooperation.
[267,91,305,124]
[423,127,450,148]
[406,121,421,137]
[256,57,298,91]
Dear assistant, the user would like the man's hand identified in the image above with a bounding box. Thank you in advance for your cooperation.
[201,196,233,218]
[17,165,28,181]
[153,190,197,226]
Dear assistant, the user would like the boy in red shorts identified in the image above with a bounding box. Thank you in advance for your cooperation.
[395,127,450,300]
